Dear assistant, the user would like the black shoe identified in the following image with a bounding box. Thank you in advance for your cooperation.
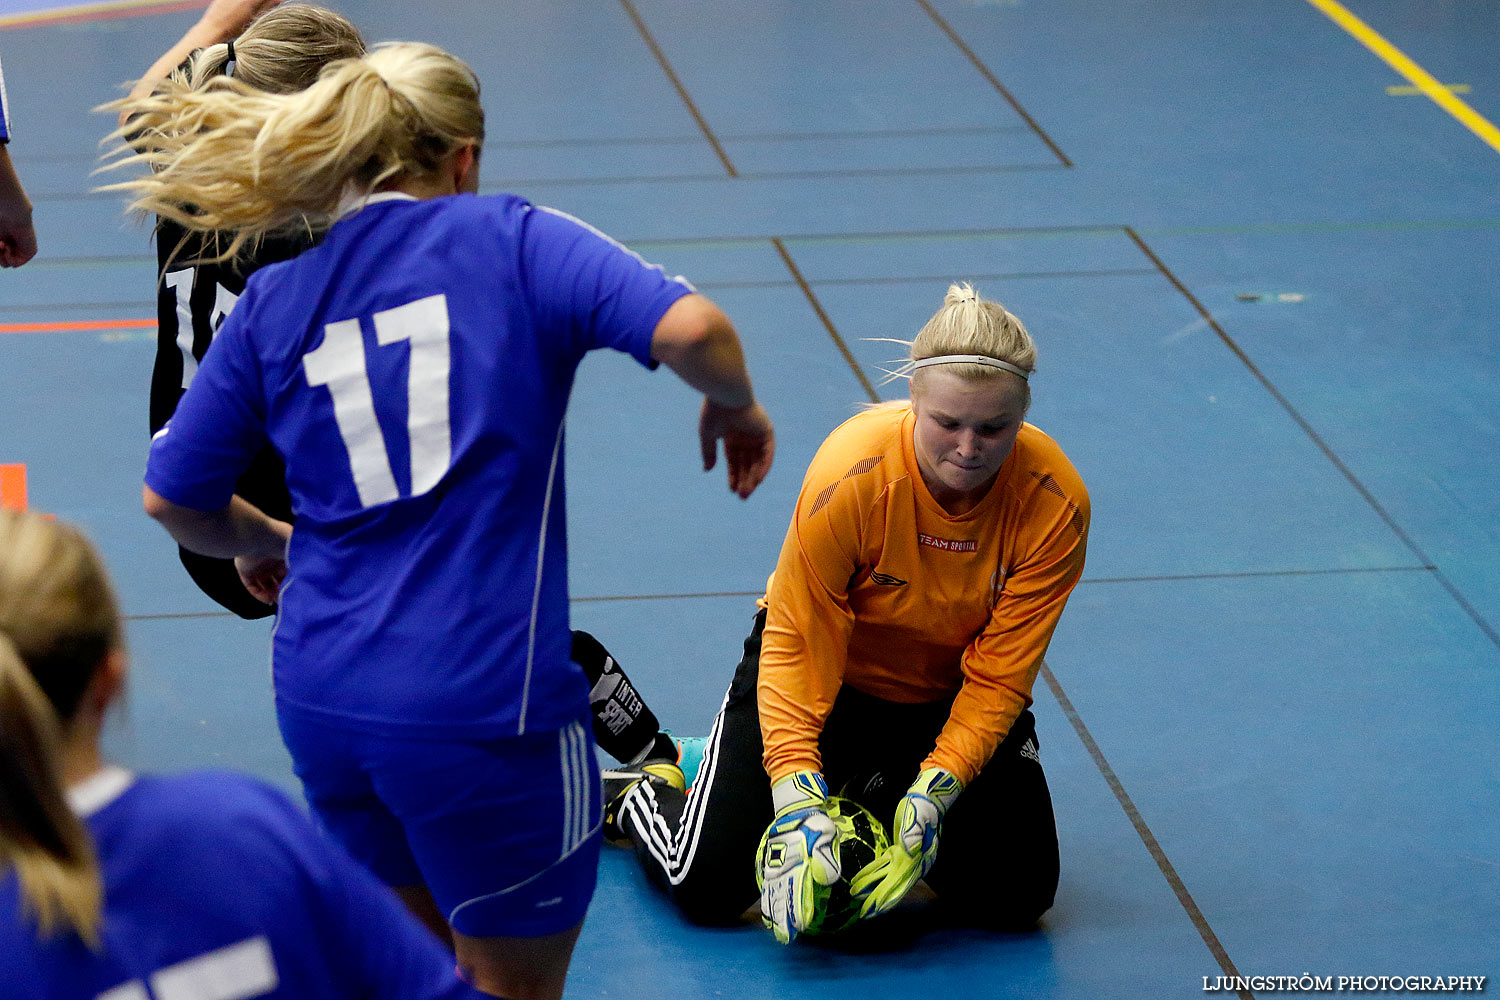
[600,761,685,842]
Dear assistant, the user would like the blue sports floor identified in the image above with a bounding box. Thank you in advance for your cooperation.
[2,1,1498,996]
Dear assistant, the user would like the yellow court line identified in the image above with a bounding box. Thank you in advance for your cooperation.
[1306,0,1500,157]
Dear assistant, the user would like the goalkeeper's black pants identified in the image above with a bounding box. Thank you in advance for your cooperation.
[611,607,1061,929]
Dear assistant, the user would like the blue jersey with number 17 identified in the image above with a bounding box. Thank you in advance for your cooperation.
[145,193,693,737]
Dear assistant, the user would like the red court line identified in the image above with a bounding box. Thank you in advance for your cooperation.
[0,465,28,512]
[0,0,205,30]
[0,319,154,334]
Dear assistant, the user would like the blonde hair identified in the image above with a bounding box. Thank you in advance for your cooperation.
[0,511,124,948]
[174,4,364,95]
[102,41,484,260]
[909,282,1036,385]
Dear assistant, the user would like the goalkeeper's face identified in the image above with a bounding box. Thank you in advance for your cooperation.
[910,368,1029,511]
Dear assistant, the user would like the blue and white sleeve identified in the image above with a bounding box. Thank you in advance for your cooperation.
[518,203,695,368]
[1,55,11,141]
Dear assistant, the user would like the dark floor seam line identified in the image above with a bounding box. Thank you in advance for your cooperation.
[44,164,1067,199]
[24,224,1127,267]
[125,591,771,620]
[618,0,738,177]
[1123,227,1500,654]
[570,590,763,604]
[506,124,1036,147]
[489,163,1064,187]
[766,223,1120,244]
[771,238,882,403]
[1135,218,1500,238]
[17,125,1035,161]
[1040,663,1254,1000]
[1080,565,1435,585]
[692,269,1159,290]
[913,0,1073,167]
[130,566,1440,617]
[28,193,119,203]
[0,271,1159,317]
[1,301,153,311]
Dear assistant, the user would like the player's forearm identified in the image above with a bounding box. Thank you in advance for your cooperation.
[0,146,37,267]
[651,295,757,409]
[758,599,854,783]
[143,487,289,560]
[0,145,26,204]
[924,681,1026,786]
[0,145,31,224]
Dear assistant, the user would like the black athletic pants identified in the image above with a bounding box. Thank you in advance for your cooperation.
[613,608,1061,930]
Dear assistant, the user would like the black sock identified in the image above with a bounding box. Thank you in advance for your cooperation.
[571,630,669,765]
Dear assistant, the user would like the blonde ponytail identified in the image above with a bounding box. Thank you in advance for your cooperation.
[173,4,365,96]
[0,636,103,948]
[0,510,123,948]
[100,41,484,261]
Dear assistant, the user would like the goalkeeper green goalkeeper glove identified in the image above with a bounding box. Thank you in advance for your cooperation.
[851,766,962,918]
[758,770,840,944]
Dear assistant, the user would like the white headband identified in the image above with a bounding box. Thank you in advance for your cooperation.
[910,354,1030,381]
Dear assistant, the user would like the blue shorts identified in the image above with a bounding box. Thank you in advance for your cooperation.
[277,707,601,938]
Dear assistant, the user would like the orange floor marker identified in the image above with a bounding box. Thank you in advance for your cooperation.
[0,464,28,512]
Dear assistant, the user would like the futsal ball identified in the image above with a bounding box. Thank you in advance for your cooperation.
[756,795,891,936]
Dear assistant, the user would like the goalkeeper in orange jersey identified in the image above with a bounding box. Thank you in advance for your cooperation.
[592,282,1089,943]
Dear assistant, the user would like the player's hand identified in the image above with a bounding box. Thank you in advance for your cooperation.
[235,554,287,605]
[0,214,36,267]
[759,770,839,944]
[851,767,962,918]
[200,0,284,39]
[0,156,37,268]
[699,399,774,499]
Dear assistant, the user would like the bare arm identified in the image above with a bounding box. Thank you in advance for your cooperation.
[119,0,284,126]
[650,294,775,498]
[143,485,290,561]
[0,145,36,267]
[651,294,756,406]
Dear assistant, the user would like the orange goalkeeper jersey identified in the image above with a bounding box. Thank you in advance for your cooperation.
[758,403,1089,785]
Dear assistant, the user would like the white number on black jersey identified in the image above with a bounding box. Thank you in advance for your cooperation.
[303,294,453,508]
[164,269,239,390]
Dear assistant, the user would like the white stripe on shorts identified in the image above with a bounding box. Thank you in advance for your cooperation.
[559,719,593,854]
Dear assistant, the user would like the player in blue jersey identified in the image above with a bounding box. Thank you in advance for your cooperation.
[108,41,775,999]
[0,510,485,999]
[129,0,682,830]
[0,53,39,267]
